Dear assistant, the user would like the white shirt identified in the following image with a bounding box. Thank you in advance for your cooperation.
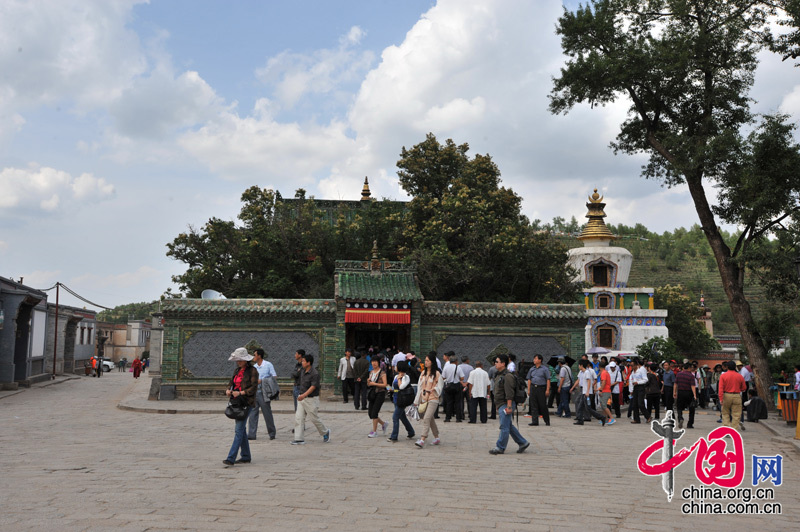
[391,352,407,368]
[253,360,276,381]
[740,367,751,383]
[607,366,623,394]
[467,367,490,398]
[508,361,516,373]
[578,369,593,394]
[442,364,465,384]
[337,356,354,380]
[631,366,648,386]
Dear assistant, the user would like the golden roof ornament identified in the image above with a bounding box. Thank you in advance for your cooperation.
[578,188,615,242]
[360,176,371,201]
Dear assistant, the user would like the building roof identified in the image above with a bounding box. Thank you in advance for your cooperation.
[162,298,336,317]
[336,271,423,302]
[423,301,585,321]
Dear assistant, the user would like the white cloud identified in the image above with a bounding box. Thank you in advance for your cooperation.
[18,270,61,289]
[0,164,114,214]
[255,25,375,109]
[71,265,159,289]
[0,240,8,252]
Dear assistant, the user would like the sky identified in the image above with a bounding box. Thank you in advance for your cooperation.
[1,0,799,310]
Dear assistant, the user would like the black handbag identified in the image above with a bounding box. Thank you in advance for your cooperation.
[225,388,248,420]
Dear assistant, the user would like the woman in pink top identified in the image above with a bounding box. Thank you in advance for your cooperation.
[413,352,444,448]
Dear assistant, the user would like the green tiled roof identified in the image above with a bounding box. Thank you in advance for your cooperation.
[423,301,585,321]
[337,272,423,302]
[162,298,336,316]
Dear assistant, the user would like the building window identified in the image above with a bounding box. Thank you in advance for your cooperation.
[597,327,615,349]
[592,265,609,287]
[87,328,92,344]
[597,295,611,309]
[79,327,85,345]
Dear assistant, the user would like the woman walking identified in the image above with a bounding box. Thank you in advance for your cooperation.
[413,352,443,448]
[223,348,258,467]
[366,356,388,437]
[387,361,415,442]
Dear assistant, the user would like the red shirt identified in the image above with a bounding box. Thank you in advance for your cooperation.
[718,370,746,396]
[599,370,611,393]
[232,368,245,391]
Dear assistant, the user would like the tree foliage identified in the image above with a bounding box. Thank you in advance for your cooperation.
[654,285,719,355]
[635,336,678,364]
[166,134,581,304]
[549,0,800,406]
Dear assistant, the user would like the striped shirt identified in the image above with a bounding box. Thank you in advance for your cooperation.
[675,371,696,392]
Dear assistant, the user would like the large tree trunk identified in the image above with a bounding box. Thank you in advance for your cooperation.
[685,177,775,408]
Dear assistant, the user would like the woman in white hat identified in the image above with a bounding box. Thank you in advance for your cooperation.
[223,348,258,467]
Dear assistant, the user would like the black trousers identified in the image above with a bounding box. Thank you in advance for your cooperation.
[646,393,661,420]
[353,379,368,410]
[547,384,559,408]
[663,386,674,411]
[444,385,463,421]
[489,392,496,419]
[632,385,646,422]
[341,378,354,402]
[528,385,550,425]
[676,390,696,428]
[611,392,621,417]
[468,396,487,423]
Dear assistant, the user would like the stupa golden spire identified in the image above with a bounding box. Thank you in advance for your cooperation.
[360,176,372,201]
[577,188,615,242]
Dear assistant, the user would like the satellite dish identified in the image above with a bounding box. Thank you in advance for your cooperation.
[201,289,227,300]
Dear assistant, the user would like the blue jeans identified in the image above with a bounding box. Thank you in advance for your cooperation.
[557,387,571,417]
[226,406,252,462]
[495,404,527,451]
[293,385,300,411]
[390,403,415,440]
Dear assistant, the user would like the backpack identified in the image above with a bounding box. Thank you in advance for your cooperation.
[501,372,527,405]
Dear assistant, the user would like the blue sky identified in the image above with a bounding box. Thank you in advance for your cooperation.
[1,0,798,310]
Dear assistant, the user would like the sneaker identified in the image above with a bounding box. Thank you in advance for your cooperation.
[432,438,441,445]
[517,441,530,454]
[739,423,746,431]
[323,429,331,443]
[368,431,377,438]
[406,433,415,439]
[716,418,722,423]
[234,458,251,464]
[381,422,387,434]
[222,460,234,467]
[607,418,616,425]
[523,414,532,418]
[290,440,306,445]
[415,439,425,448]
[488,448,504,455]
[387,437,397,442]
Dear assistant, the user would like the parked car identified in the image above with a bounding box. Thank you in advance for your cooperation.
[100,358,115,372]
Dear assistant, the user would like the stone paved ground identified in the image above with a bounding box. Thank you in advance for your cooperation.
[1,371,798,532]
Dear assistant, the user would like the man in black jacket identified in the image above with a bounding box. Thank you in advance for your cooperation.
[353,351,370,411]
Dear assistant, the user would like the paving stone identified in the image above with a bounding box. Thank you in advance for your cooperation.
[0,371,798,531]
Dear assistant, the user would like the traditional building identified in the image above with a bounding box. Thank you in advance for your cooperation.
[0,276,49,388]
[159,243,586,400]
[44,303,97,374]
[567,190,669,355]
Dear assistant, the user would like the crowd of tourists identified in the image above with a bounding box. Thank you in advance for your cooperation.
[221,344,793,466]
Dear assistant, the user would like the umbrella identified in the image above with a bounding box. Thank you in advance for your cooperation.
[586,346,610,355]
[547,355,576,368]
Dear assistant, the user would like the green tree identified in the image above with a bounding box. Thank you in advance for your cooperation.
[549,0,798,406]
[397,133,581,302]
[654,285,719,355]
[635,336,677,365]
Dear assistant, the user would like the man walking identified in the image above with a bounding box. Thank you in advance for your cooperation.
[673,362,697,430]
[466,360,490,423]
[292,354,331,445]
[629,358,648,424]
[719,360,746,429]
[555,357,573,418]
[571,359,607,426]
[248,348,277,441]
[337,349,355,404]
[526,355,550,426]
[352,351,370,411]
[662,361,676,412]
[442,354,465,422]
[488,354,530,455]
[291,350,305,411]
